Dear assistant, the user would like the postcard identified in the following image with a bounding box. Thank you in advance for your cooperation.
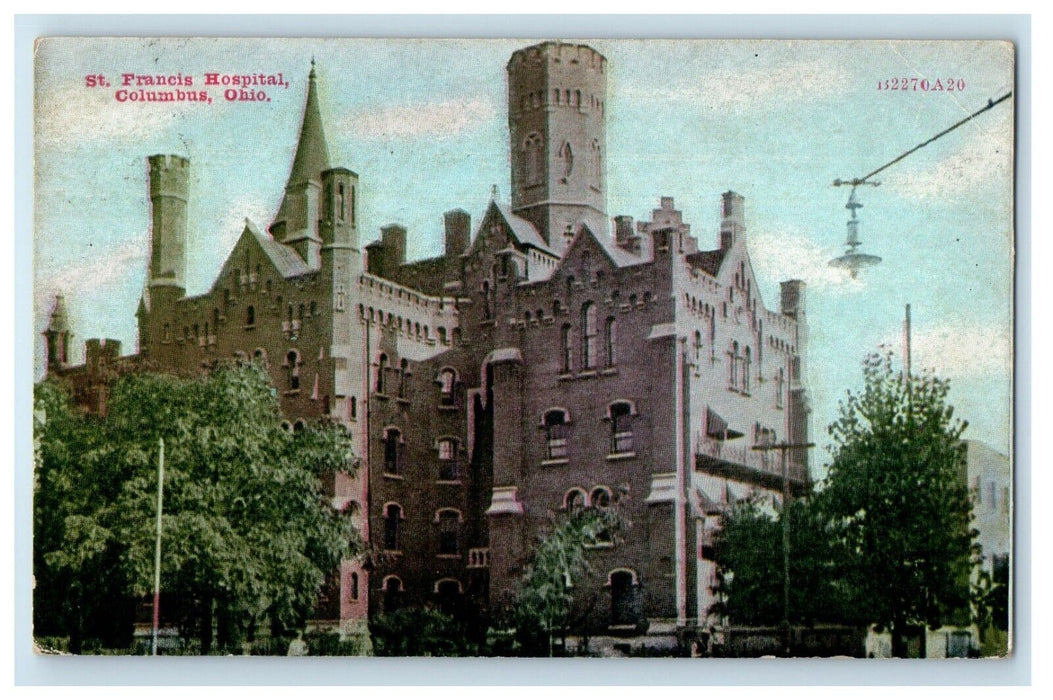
[32,37,1014,658]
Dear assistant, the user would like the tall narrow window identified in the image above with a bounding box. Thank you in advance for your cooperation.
[438,439,458,481]
[743,347,752,392]
[729,341,739,388]
[524,132,543,186]
[337,182,346,222]
[560,324,573,373]
[382,576,402,613]
[383,428,403,475]
[286,350,300,390]
[544,409,569,460]
[775,368,785,408]
[246,305,255,326]
[384,505,402,551]
[610,571,638,626]
[609,402,634,454]
[439,368,456,406]
[581,302,597,369]
[398,358,409,399]
[693,330,702,364]
[350,572,359,601]
[350,396,357,419]
[437,510,459,555]
[605,317,617,367]
[376,353,389,394]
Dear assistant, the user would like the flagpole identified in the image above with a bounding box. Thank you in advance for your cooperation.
[151,437,165,656]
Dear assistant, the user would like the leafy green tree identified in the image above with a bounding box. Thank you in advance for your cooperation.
[510,506,623,656]
[33,363,362,653]
[816,352,975,657]
[370,608,478,657]
[712,498,858,628]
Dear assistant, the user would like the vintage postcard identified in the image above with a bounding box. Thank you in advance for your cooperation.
[32,37,1014,658]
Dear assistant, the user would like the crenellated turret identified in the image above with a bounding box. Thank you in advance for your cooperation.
[507,42,608,252]
[147,154,189,294]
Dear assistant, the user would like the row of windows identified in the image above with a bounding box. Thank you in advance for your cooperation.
[382,430,461,481]
[559,302,617,373]
[382,504,462,554]
[542,401,635,460]
[379,575,463,615]
[359,304,446,345]
[517,89,604,113]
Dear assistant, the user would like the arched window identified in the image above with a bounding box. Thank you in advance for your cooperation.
[376,353,389,394]
[438,438,459,481]
[560,323,573,373]
[564,488,587,511]
[605,317,617,367]
[559,140,574,179]
[729,341,740,388]
[609,570,639,626]
[337,182,346,222]
[293,419,306,434]
[581,302,597,369]
[382,575,402,613]
[383,428,403,475]
[523,132,543,186]
[609,401,635,454]
[246,305,255,326]
[435,579,461,616]
[543,409,569,460]
[694,330,702,363]
[349,396,357,420]
[163,323,171,342]
[383,504,403,551]
[590,486,612,509]
[438,368,457,406]
[253,347,267,367]
[286,350,300,390]
[436,509,460,555]
[591,138,603,188]
[438,326,448,345]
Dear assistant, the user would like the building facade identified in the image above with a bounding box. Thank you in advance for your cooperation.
[43,41,810,648]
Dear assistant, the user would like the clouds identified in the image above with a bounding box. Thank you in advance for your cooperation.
[341,96,498,140]
[623,57,852,113]
[35,239,148,329]
[35,79,213,151]
[882,321,1011,380]
[882,108,1013,202]
[748,228,866,294]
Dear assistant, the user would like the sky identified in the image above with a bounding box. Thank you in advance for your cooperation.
[33,37,1015,464]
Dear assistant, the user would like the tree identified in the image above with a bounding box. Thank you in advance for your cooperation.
[816,352,975,657]
[711,498,858,629]
[33,363,363,653]
[370,608,478,657]
[509,506,623,656]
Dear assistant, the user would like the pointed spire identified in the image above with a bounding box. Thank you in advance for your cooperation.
[288,62,331,187]
[46,295,69,333]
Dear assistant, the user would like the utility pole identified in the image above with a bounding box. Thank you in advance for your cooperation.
[151,437,165,656]
[752,440,814,656]
[903,303,912,382]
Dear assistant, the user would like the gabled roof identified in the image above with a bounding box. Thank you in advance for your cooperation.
[490,201,556,255]
[244,220,311,277]
[686,248,728,277]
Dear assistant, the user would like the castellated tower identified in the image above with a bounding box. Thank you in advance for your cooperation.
[507,42,607,253]
[147,154,189,294]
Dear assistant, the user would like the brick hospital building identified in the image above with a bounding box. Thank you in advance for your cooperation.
[43,42,811,649]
